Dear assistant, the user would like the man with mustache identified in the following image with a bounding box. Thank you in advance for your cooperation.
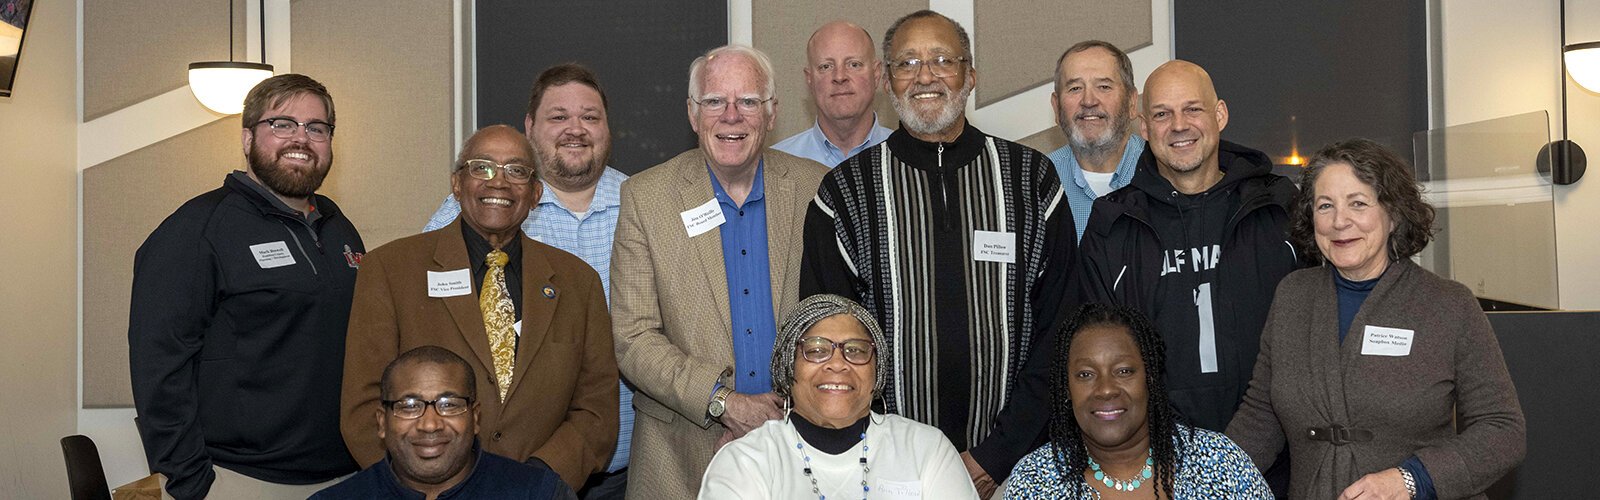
[422,64,634,499]
[1076,60,1309,494]
[343,125,619,492]
[609,45,827,499]
[798,10,1078,497]
[772,20,893,168]
[129,74,363,499]
[1048,40,1146,243]
[312,346,574,499]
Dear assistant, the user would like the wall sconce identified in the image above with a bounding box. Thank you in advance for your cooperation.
[1544,0,1588,185]
[1565,41,1600,93]
[187,0,273,115]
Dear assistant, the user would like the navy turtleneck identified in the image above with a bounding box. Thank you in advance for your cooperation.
[1333,266,1382,344]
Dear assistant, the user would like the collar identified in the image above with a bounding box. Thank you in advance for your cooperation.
[792,412,871,455]
[225,170,326,223]
[708,158,766,207]
[885,121,986,173]
[810,113,888,153]
[537,166,625,212]
[378,441,487,499]
[461,220,523,262]
[1065,135,1144,189]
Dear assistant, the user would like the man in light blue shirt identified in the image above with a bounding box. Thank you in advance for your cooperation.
[423,64,632,500]
[771,20,893,168]
[1046,40,1146,242]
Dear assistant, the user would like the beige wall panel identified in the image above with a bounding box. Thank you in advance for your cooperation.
[82,120,245,407]
[0,0,80,495]
[752,0,924,143]
[84,0,242,120]
[291,0,454,248]
[1016,125,1067,157]
[973,0,1150,107]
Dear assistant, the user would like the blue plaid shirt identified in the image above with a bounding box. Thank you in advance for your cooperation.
[1047,135,1144,242]
[424,166,634,473]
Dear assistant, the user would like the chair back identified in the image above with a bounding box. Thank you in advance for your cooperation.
[60,435,113,500]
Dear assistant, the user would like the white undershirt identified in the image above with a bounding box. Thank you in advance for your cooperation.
[1081,168,1117,198]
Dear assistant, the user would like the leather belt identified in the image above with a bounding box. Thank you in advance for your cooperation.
[1306,425,1374,445]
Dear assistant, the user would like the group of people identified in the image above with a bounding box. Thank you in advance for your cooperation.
[126,8,1526,500]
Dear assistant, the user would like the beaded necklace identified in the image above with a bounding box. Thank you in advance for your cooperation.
[1087,450,1154,492]
[796,430,870,499]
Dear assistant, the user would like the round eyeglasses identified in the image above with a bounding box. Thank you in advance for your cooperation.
[797,336,876,365]
[381,396,474,419]
[888,55,968,80]
[255,117,334,142]
[457,159,536,184]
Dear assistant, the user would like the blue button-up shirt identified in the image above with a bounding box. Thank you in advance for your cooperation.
[771,114,893,168]
[424,166,635,473]
[708,161,778,395]
[1048,135,1144,242]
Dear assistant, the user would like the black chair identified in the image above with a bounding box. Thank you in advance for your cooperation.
[60,435,113,500]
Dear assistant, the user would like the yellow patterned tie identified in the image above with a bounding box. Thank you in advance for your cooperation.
[480,249,517,402]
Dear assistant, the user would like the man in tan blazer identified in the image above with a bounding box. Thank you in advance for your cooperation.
[342,125,618,491]
[610,45,829,499]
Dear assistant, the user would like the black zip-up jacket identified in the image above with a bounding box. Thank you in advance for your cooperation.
[1078,140,1314,432]
[129,174,363,500]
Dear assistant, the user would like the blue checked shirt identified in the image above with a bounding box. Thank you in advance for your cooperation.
[707,162,779,396]
[424,166,634,473]
[770,114,893,168]
[1048,135,1144,242]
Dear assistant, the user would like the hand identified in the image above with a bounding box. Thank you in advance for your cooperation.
[1338,468,1410,500]
[714,429,737,452]
[961,451,997,498]
[721,392,784,438]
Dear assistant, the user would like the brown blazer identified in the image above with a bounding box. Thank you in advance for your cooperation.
[610,148,827,499]
[1226,260,1525,499]
[341,219,618,489]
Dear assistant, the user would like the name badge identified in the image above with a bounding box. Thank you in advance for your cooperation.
[249,241,296,269]
[680,198,726,238]
[876,479,923,499]
[427,269,473,298]
[972,230,1016,263]
[1361,325,1414,356]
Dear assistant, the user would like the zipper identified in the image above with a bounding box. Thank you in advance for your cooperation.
[277,218,320,275]
[936,143,954,230]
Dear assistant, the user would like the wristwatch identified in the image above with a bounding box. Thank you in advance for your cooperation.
[1397,467,1417,499]
[708,386,734,421]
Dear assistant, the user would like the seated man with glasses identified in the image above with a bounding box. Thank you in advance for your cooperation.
[799,9,1079,497]
[342,125,619,492]
[314,346,576,499]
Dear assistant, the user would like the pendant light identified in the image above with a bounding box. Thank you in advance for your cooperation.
[188,0,273,115]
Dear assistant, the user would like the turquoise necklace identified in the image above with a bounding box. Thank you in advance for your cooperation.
[1087,450,1153,492]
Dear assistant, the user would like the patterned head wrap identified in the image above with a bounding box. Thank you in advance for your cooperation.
[769,294,889,399]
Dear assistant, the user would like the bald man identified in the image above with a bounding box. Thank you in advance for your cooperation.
[1076,60,1311,436]
[771,20,893,167]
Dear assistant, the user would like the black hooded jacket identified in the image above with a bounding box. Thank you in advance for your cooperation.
[1077,140,1314,432]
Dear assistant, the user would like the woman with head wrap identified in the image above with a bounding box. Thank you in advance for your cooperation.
[698,294,978,499]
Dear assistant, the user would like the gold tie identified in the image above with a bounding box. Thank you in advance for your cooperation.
[480,249,517,402]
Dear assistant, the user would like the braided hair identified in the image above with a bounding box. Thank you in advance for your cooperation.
[1047,303,1187,498]
[769,294,889,400]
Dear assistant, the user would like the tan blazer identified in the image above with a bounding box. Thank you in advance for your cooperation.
[341,219,618,489]
[610,148,827,499]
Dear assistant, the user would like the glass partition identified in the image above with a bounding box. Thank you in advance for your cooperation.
[1412,111,1559,309]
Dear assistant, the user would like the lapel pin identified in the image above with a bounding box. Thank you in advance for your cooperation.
[542,285,556,299]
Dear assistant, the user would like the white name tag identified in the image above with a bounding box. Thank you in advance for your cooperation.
[249,241,296,269]
[876,479,922,499]
[427,269,473,298]
[1361,325,1414,356]
[680,198,726,238]
[972,230,1016,263]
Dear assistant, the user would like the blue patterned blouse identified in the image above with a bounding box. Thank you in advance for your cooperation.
[1005,425,1272,499]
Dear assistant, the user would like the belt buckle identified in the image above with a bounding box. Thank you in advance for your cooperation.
[1328,424,1354,445]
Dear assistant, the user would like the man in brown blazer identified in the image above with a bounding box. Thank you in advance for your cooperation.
[610,45,829,499]
[342,125,618,491]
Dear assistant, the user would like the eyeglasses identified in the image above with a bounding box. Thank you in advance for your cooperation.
[693,96,774,115]
[797,336,876,365]
[456,159,536,184]
[255,117,335,142]
[381,396,474,419]
[888,55,968,80]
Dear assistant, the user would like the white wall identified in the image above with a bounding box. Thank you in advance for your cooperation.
[0,0,80,497]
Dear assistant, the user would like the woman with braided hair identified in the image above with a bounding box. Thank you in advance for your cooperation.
[1006,304,1270,499]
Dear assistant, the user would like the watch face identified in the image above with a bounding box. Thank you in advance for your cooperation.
[709,400,724,417]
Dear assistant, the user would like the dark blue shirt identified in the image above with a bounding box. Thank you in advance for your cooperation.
[709,161,778,394]
[309,447,574,500]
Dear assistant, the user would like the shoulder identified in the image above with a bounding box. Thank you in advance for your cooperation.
[1082,187,1142,239]
[625,149,704,191]
[364,226,447,262]
[770,128,813,154]
[1005,444,1070,498]
[1176,426,1260,473]
[474,452,569,491]
[990,136,1054,168]
[710,419,790,465]
[766,149,829,182]
[1277,266,1330,293]
[308,464,388,499]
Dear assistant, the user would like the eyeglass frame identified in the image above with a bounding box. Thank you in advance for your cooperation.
[887,55,970,80]
[796,336,877,365]
[691,95,775,115]
[454,158,537,184]
[380,395,476,419]
[253,117,336,142]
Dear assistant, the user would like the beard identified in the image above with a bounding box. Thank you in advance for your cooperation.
[892,75,973,138]
[534,139,608,192]
[247,140,330,198]
[1062,105,1133,158]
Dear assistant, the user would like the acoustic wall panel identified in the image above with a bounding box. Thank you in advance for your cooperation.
[475,1,727,175]
[973,0,1150,108]
[84,0,241,120]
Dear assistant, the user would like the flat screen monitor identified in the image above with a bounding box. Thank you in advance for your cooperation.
[0,0,36,98]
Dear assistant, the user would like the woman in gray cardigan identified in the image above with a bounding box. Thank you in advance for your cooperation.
[1225,138,1525,500]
